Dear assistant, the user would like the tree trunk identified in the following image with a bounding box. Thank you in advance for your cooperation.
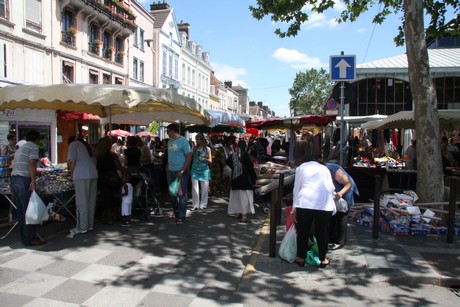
[404,0,443,202]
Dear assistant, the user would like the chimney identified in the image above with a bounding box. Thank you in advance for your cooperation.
[178,21,190,38]
[224,81,232,88]
[150,1,170,11]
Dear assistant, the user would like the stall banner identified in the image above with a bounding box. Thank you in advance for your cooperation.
[147,121,160,134]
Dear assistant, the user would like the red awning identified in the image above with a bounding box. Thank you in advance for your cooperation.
[57,111,100,121]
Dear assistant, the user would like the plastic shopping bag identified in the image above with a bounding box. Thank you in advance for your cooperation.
[25,191,49,225]
[169,178,181,196]
[306,236,321,266]
[278,224,297,262]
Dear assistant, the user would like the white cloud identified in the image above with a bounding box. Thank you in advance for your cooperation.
[357,27,366,33]
[211,62,248,87]
[272,48,326,69]
[302,12,339,30]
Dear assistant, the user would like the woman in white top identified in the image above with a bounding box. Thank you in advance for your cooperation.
[291,154,336,268]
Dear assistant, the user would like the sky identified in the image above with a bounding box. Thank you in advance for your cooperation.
[139,1,456,118]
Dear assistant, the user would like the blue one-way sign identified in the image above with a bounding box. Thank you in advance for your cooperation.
[330,55,356,81]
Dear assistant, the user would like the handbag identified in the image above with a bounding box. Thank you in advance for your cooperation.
[278,224,297,262]
[25,190,49,225]
[168,177,181,196]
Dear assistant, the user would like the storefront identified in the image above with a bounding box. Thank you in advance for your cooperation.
[56,111,101,163]
[0,109,57,164]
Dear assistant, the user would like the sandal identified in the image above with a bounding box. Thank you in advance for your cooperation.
[319,258,330,268]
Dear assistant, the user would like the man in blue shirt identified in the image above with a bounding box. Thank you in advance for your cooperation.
[166,123,192,225]
[325,162,359,250]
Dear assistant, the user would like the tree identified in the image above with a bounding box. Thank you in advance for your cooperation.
[289,68,333,116]
[249,0,459,202]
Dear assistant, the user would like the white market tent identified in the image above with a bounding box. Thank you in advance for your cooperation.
[361,110,460,130]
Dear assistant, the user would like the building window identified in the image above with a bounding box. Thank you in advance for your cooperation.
[139,61,144,82]
[134,28,139,47]
[62,61,74,83]
[139,29,144,51]
[26,0,42,32]
[61,10,75,46]
[103,73,111,84]
[115,77,123,85]
[89,24,100,55]
[168,54,173,77]
[181,63,185,82]
[174,57,178,80]
[162,50,167,75]
[89,70,99,84]
[0,0,9,20]
[192,69,195,87]
[0,42,6,78]
[133,57,138,80]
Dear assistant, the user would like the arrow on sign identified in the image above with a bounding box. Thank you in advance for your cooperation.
[335,59,351,78]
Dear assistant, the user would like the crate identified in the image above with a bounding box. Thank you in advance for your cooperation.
[389,223,409,236]
[431,226,447,235]
[410,228,429,236]
[379,219,390,233]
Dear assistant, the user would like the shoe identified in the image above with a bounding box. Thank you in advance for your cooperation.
[199,206,207,210]
[70,228,88,235]
[26,238,47,246]
[294,258,306,267]
[121,221,131,227]
[329,244,343,251]
[240,218,251,223]
[176,220,184,225]
[319,258,330,268]
[190,207,199,211]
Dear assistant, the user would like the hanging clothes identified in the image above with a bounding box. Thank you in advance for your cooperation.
[391,129,399,147]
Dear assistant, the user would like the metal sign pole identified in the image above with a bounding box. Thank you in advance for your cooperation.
[339,81,345,166]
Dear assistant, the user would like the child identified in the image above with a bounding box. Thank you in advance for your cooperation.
[120,173,133,226]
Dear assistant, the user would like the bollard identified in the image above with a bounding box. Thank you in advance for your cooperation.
[447,176,458,244]
[269,189,278,257]
[276,174,285,226]
[373,175,381,239]
[269,174,285,257]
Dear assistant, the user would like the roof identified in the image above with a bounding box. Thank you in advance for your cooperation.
[357,48,460,69]
[151,9,171,29]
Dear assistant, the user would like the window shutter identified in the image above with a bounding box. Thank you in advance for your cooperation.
[26,0,41,26]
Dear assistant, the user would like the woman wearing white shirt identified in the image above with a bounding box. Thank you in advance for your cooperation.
[291,154,336,268]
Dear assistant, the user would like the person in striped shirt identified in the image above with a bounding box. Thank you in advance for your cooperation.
[10,130,45,246]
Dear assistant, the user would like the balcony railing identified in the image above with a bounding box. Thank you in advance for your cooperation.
[103,49,112,60]
[115,53,124,65]
[83,0,137,31]
[89,43,100,55]
[61,31,76,47]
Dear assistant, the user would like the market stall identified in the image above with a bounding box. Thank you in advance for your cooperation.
[0,166,73,239]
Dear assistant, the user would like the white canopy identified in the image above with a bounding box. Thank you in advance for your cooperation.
[0,84,211,126]
[361,110,460,130]
[206,109,245,127]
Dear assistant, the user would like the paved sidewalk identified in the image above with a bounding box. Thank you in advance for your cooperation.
[0,195,459,306]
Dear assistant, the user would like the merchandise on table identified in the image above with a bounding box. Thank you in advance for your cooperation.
[36,168,74,195]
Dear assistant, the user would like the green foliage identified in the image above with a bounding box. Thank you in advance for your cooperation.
[288,68,333,116]
[249,0,459,45]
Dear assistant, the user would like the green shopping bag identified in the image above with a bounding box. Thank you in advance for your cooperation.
[305,236,321,266]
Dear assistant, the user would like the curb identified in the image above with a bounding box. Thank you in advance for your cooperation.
[236,214,271,289]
